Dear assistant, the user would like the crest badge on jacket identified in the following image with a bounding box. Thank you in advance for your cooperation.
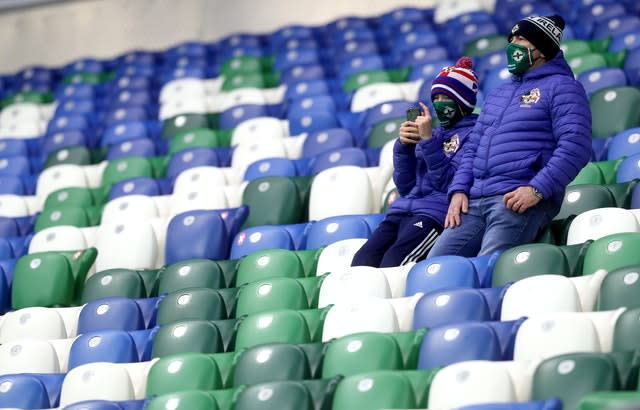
[443,134,460,157]
[520,88,541,105]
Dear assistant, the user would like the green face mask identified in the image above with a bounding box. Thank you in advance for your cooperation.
[433,100,460,128]
[506,42,537,75]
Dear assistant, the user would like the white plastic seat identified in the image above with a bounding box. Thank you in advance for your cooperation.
[500,274,583,320]
[569,269,609,312]
[364,165,393,213]
[350,83,406,113]
[100,194,161,224]
[216,87,266,112]
[0,307,71,343]
[388,293,423,332]
[28,225,89,253]
[0,103,42,126]
[379,139,395,170]
[0,121,42,138]
[566,207,640,245]
[36,164,89,207]
[318,266,392,308]
[309,166,374,220]
[379,262,415,298]
[167,186,229,217]
[231,116,288,146]
[59,362,135,406]
[159,78,207,104]
[434,0,485,24]
[0,194,32,217]
[203,77,225,95]
[230,137,288,177]
[49,336,74,373]
[513,313,602,361]
[82,161,108,188]
[95,220,159,271]
[315,238,367,276]
[321,298,400,341]
[0,339,61,375]
[172,166,228,194]
[428,360,519,409]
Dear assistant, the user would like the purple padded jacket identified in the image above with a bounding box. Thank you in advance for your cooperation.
[448,51,592,207]
[390,113,478,225]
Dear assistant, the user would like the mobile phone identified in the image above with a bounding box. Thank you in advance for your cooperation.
[406,107,420,122]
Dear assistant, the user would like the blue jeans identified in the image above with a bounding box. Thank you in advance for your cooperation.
[427,194,559,258]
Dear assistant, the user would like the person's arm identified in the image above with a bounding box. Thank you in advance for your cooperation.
[392,126,419,196]
[419,125,473,192]
[529,80,592,199]
[447,119,484,198]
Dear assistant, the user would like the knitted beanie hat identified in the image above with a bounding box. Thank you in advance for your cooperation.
[508,14,565,59]
[430,56,479,113]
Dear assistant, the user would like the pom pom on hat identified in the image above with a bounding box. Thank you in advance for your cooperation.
[430,56,479,113]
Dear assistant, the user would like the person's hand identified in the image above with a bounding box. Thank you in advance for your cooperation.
[415,101,433,141]
[445,192,469,228]
[503,186,542,213]
[399,121,420,145]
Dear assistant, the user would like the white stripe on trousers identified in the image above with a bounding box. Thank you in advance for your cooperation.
[400,228,439,265]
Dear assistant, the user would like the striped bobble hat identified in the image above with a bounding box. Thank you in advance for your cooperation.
[430,56,479,113]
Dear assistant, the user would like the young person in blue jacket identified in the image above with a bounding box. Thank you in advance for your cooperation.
[352,57,479,268]
[427,15,592,258]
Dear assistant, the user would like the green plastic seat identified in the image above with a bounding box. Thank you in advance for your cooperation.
[156,288,229,325]
[241,176,305,228]
[605,180,639,208]
[145,391,220,410]
[233,343,312,386]
[568,52,608,76]
[221,73,266,91]
[603,50,628,69]
[12,248,97,308]
[391,329,428,370]
[579,391,640,410]
[291,175,313,221]
[343,69,392,93]
[44,146,95,168]
[61,72,104,85]
[233,380,315,410]
[234,310,311,351]
[81,268,148,303]
[554,184,617,222]
[561,40,593,60]
[296,275,325,308]
[570,160,623,186]
[100,156,155,189]
[215,259,240,288]
[532,352,620,410]
[607,350,640,390]
[582,232,640,275]
[157,259,226,295]
[590,86,640,139]
[44,186,103,209]
[332,370,431,410]
[559,241,592,276]
[151,320,224,357]
[298,307,330,343]
[322,332,405,378]
[146,353,224,396]
[168,128,220,155]
[491,243,571,287]
[463,35,508,57]
[34,206,93,232]
[597,265,640,310]
[2,91,53,107]
[220,55,272,76]
[235,249,306,286]
[367,117,403,148]
[294,249,321,277]
[235,277,310,317]
[612,307,640,352]
[161,113,212,140]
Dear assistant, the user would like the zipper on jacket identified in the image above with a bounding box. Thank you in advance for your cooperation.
[480,78,523,195]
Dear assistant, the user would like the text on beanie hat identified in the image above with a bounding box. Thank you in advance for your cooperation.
[430,56,479,113]
[508,14,565,59]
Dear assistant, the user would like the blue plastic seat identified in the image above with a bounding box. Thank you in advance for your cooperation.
[166,147,220,180]
[405,256,480,296]
[0,139,29,158]
[107,139,156,160]
[417,321,504,369]
[63,58,104,75]
[0,175,35,195]
[101,121,149,147]
[608,30,640,53]
[607,127,640,161]
[284,79,331,101]
[55,99,95,117]
[591,15,640,40]
[288,109,340,136]
[244,157,298,181]
[279,64,326,85]
[287,95,337,116]
[219,104,268,130]
[165,209,232,264]
[616,152,640,182]
[42,130,89,154]
[482,65,511,96]
[107,177,165,200]
[412,288,495,329]
[230,224,296,259]
[78,297,147,333]
[398,45,450,67]
[337,54,385,85]
[577,67,628,98]
[408,59,454,82]
[273,49,320,72]
[624,47,640,86]
[309,147,369,175]
[457,399,563,410]
[165,41,207,60]
[68,330,140,369]
[474,51,508,80]
[46,114,90,135]
[271,25,315,48]
[0,156,32,177]
[301,128,355,158]
[0,373,64,409]
[305,214,372,250]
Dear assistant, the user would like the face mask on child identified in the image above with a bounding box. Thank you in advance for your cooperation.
[433,100,460,127]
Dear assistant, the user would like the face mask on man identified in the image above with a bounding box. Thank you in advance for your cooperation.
[506,42,539,75]
[433,100,461,128]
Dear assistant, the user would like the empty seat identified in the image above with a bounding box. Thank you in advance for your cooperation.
[309,165,374,220]
[0,339,62,375]
[566,207,640,245]
[95,220,159,271]
[77,297,146,333]
[412,288,498,329]
[405,256,480,296]
[317,266,391,308]
[145,352,224,397]
[236,277,312,316]
[164,210,230,264]
[68,330,140,369]
[235,248,306,286]
[322,298,399,341]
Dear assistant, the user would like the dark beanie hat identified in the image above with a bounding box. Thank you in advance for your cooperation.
[508,14,565,59]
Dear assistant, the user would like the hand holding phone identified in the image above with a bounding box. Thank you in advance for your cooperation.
[406,107,420,122]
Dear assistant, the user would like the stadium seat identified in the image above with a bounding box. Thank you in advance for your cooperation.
[233,343,313,386]
[304,214,372,249]
[309,165,374,220]
[241,176,305,228]
[566,207,640,245]
[412,288,498,329]
[590,86,640,139]
[322,298,399,341]
[492,243,572,287]
[236,277,313,316]
[0,339,62,374]
[68,330,140,369]
[318,266,391,308]
[235,248,306,286]
[607,127,640,161]
[578,391,640,410]
[405,256,480,296]
[597,265,640,311]
[81,268,150,303]
[151,320,227,357]
[156,258,228,294]
[582,232,640,275]
[577,67,628,98]
[235,310,314,351]
[95,220,160,271]
[77,297,146,333]
[0,373,64,409]
[164,209,230,264]
[146,352,229,397]
[156,287,229,325]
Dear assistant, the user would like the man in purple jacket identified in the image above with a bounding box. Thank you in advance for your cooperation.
[352,57,479,267]
[427,14,592,258]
